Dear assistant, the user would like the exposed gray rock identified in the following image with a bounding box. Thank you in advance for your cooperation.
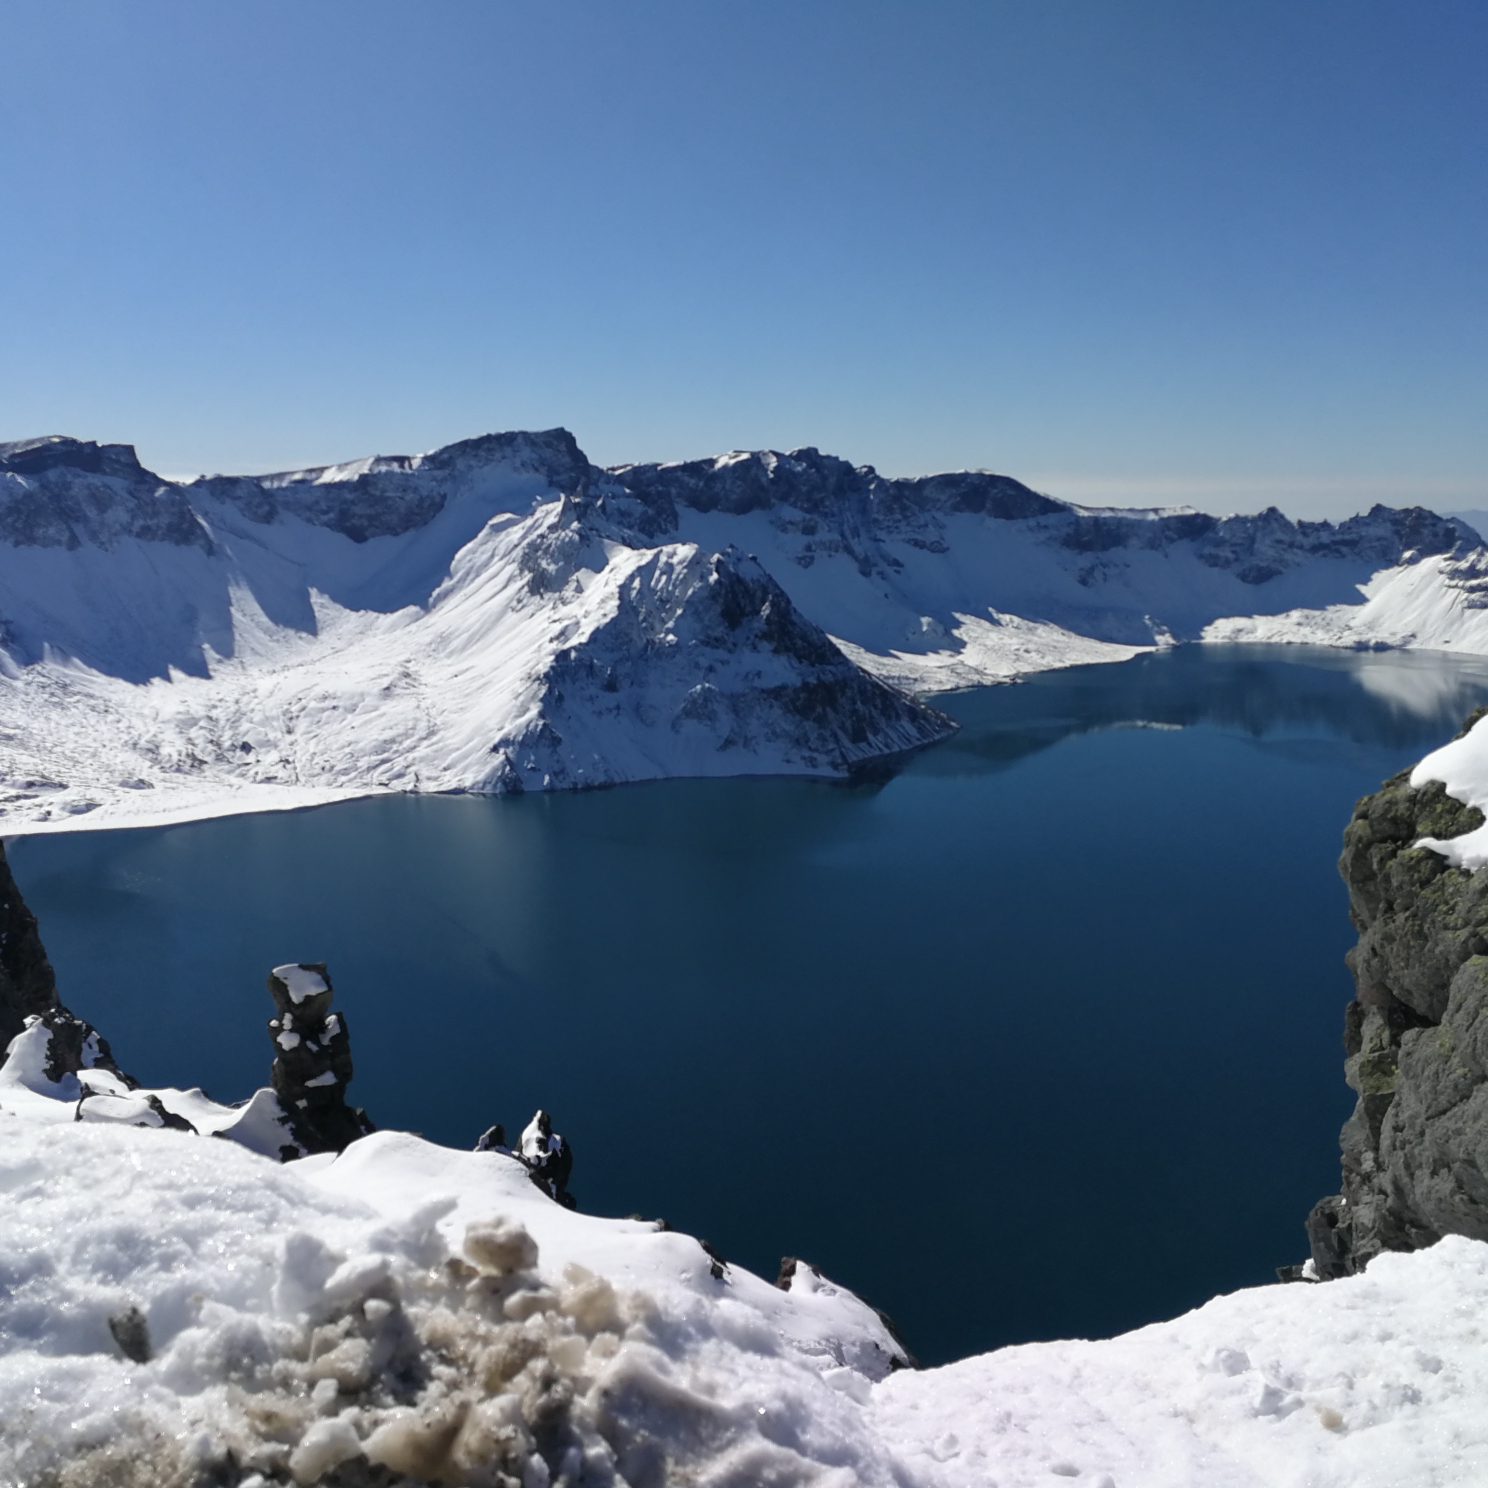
[0,436,209,551]
[1307,709,1488,1276]
[106,1305,152,1364]
[267,962,375,1157]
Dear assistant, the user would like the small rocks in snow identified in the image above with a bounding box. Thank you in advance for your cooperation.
[697,1238,729,1281]
[107,1304,152,1364]
[475,1121,509,1152]
[75,1089,196,1132]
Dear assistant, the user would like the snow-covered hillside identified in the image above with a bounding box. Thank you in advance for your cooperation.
[1,430,1483,833]
[612,448,1488,692]
[0,434,951,833]
[5,1008,1487,1488]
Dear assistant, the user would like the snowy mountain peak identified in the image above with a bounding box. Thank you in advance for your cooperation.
[0,434,207,552]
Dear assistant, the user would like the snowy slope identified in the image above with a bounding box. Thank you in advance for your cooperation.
[1,431,1482,834]
[4,1013,1487,1487]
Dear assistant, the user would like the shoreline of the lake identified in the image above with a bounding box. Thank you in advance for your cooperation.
[16,644,1488,1364]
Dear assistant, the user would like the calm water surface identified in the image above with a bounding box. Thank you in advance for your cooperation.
[16,644,1488,1366]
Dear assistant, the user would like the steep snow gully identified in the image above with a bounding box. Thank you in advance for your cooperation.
[2,429,1487,832]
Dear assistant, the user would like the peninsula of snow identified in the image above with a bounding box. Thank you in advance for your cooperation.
[2,430,1485,834]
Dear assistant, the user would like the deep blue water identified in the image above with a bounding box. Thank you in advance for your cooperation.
[14,643,1488,1367]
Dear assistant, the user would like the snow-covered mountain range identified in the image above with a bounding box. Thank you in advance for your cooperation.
[3,429,1486,832]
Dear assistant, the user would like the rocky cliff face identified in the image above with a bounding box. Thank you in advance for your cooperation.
[0,840,130,1085]
[0,436,209,551]
[194,428,594,543]
[1308,711,1488,1277]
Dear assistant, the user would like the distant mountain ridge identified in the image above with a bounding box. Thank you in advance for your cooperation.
[613,445,1469,587]
[1,428,1485,832]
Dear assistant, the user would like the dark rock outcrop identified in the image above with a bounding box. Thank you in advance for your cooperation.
[267,962,375,1156]
[0,840,132,1085]
[1307,711,1488,1276]
[0,436,210,551]
[518,1108,575,1209]
[0,839,61,1052]
[107,1305,153,1364]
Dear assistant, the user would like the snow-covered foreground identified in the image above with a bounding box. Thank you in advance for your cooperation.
[3,430,1486,835]
[4,1017,1487,1487]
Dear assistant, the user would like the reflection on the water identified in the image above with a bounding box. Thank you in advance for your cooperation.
[924,645,1488,775]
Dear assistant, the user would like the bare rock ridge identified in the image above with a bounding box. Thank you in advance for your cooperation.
[0,435,208,551]
[1306,707,1488,1277]
[10,430,1465,575]
[194,428,595,543]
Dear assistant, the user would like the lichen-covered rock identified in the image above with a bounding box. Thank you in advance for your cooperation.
[267,962,375,1157]
[1307,713,1488,1277]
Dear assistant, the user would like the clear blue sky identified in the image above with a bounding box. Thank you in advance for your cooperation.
[1,1,1483,518]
